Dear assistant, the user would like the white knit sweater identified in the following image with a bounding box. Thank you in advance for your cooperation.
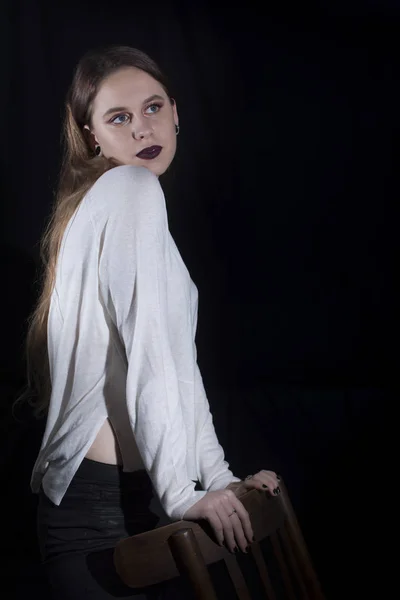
[31,165,239,521]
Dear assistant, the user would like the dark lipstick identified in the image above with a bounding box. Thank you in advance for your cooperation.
[136,146,162,160]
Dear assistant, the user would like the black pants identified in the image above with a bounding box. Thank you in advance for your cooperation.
[37,458,192,599]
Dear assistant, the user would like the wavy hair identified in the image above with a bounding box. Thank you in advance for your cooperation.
[21,45,171,417]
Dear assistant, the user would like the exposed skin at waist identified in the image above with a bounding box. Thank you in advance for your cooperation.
[85,418,122,465]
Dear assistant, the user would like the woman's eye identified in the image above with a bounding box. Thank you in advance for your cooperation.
[145,103,162,115]
[111,114,130,125]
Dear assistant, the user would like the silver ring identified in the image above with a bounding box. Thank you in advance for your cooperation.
[245,474,253,481]
[228,509,237,517]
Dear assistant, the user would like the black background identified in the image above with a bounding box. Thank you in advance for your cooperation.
[0,1,396,598]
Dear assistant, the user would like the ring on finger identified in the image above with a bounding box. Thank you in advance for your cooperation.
[245,474,253,481]
[228,508,237,517]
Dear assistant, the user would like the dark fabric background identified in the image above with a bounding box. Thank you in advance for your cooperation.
[0,1,396,598]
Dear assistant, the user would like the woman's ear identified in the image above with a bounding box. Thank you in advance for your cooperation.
[83,125,98,151]
[83,124,95,138]
[171,100,179,128]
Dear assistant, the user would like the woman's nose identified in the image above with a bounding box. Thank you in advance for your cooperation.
[131,120,152,140]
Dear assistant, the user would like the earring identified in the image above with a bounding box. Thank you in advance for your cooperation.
[95,144,102,156]
[175,124,180,136]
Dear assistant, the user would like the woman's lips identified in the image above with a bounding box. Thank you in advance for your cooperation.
[136,145,162,160]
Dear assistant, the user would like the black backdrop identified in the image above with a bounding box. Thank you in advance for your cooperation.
[0,1,396,598]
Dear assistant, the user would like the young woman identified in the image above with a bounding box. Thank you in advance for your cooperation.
[26,45,279,599]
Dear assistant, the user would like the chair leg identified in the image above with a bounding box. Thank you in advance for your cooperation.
[279,480,326,600]
[168,527,218,600]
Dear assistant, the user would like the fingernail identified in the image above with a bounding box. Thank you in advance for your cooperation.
[262,484,268,489]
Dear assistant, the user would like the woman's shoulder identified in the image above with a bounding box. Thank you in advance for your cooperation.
[94,164,157,187]
[90,165,160,202]
[86,165,164,221]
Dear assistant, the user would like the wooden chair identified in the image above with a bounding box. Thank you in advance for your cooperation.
[114,478,326,599]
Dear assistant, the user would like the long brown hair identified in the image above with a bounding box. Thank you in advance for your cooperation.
[22,45,171,417]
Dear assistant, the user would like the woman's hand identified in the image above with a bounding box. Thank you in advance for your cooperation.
[225,470,280,497]
[182,489,254,554]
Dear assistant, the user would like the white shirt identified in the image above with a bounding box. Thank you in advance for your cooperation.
[31,165,240,521]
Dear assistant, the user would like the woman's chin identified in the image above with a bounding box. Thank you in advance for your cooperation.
[143,161,169,177]
[114,155,171,177]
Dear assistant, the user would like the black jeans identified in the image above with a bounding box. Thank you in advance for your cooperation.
[37,458,191,599]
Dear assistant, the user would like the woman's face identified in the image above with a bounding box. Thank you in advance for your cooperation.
[88,67,179,176]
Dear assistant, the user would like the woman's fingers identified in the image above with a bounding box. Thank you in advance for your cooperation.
[231,498,254,549]
[216,506,237,552]
[220,500,253,553]
[262,472,280,495]
[262,469,280,489]
[188,489,255,554]
[205,510,225,547]
[248,470,280,495]
[206,499,253,553]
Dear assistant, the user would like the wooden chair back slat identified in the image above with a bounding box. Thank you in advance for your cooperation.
[223,554,252,600]
[250,541,278,600]
[279,481,326,600]
[279,524,309,600]
[168,527,218,600]
[270,531,297,600]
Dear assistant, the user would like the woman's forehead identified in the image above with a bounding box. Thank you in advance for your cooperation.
[95,67,164,108]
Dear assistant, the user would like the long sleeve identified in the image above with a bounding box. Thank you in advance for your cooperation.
[93,165,207,521]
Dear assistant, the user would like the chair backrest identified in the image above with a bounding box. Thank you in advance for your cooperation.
[114,478,326,599]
